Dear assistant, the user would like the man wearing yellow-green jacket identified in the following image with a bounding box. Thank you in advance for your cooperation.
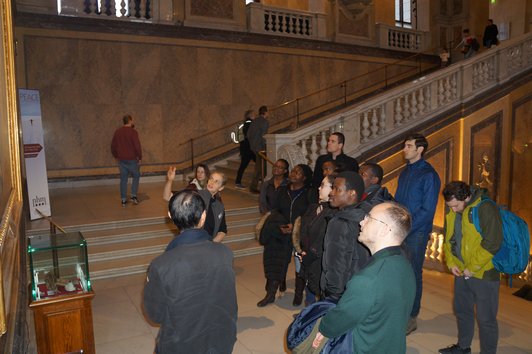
[439,181,502,354]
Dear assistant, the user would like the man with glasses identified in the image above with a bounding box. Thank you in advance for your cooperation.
[312,202,415,353]
[320,171,369,301]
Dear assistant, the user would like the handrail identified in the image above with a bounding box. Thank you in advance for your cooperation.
[179,43,448,174]
[36,209,67,235]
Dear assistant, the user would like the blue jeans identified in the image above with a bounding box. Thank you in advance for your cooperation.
[404,231,430,318]
[119,160,140,201]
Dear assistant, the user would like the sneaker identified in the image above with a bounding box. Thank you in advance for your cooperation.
[130,196,139,205]
[406,317,417,335]
[235,184,246,190]
[438,344,471,354]
[121,200,127,207]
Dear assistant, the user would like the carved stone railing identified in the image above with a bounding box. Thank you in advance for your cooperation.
[246,2,327,40]
[57,0,174,23]
[376,23,430,52]
[265,32,532,172]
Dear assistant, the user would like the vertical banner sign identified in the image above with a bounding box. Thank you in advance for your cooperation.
[19,89,51,220]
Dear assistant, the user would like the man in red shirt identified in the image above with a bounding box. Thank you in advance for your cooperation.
[111,114,142,207]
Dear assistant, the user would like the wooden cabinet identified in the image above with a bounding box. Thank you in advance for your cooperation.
[30,292,95,354]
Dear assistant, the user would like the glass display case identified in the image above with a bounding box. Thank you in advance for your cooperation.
[28,232,91,301]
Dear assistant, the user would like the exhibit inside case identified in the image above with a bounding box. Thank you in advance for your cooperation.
[28,232,91,301]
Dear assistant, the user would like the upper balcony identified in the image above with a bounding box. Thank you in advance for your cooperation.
[15,0,432,54]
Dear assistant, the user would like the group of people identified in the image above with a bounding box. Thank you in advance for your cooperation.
[440,19,499,67]
[113,114,503,353]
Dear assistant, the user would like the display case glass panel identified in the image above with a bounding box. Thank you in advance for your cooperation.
[28,232,91,301]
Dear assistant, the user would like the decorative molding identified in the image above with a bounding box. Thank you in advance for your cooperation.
[469,112,502,200]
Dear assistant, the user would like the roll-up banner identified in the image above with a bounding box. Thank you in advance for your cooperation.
[19,89,51,220]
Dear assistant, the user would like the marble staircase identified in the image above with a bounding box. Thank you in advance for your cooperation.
[26,183,264,281]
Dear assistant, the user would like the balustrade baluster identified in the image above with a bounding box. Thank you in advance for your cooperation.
[379,104,386,134]
[402,93,410,120]
[410,92,418,119]
[128,0,137,18]
[370,109,378,138]
[417,88,425,113]
[300,138,309,164]
[425,235,433,259]
[394,98,403,126]
[436,234,444,262]
[444,78,451,103]
[437,79,445,105]
[320,131,327,155]
[264,13,271,32]
[119,0,127,17]
[285,15,291,33]
[450,74,457,100]
[361,111,370,142]
[310,135,318,168]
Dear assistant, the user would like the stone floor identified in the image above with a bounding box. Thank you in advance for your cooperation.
[26,179,532,353]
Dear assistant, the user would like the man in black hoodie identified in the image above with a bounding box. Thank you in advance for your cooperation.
[359,162,394,213]
[320,171,369,301]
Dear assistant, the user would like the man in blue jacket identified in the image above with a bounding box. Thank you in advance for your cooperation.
[395,133,441,335]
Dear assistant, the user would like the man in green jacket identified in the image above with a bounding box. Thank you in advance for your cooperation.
[439,181,502,354]
[312,202,415,354]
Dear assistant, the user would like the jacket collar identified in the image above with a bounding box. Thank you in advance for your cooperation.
[166,228,211,251]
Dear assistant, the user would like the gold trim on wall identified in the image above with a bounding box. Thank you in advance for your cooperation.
[0,0,23,337]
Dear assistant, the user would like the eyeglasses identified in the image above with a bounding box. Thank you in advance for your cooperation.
[364,213,391,231]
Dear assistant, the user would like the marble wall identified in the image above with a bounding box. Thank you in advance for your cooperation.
[17,28,400,178]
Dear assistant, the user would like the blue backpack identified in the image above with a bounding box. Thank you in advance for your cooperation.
[471,198,530,276]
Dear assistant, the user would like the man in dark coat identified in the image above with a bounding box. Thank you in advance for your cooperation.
[248,105,269,193]
[320,171,369,301]
[144,190,237,354]
[483,19,499,48]
[359,162,394,213]
[312,132,359,191]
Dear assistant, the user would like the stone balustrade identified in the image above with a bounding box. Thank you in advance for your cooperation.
[246,2,327,40]
[376,23,430,52]
[265,32,532,172]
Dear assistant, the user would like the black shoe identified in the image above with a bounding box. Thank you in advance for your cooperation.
[130,196,139,205]
[438,344,471,354]
[257,292,275,307]
[121,200,127,207]
[406,317,417,335]
[279,280,287,292]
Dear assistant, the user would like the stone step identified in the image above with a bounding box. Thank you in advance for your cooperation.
[89,238,263,280]
[26,205,261,237]
[88,224,257,258]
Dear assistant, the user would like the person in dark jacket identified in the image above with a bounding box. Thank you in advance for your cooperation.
[320,171,369,301]
[248,105,269,193]
[235,110,256,189]
[395,133,441,335]
[359,162,394,213]
[312,132,359,190]
[259,159,289,214]
[294,173,336,306]
[144,190,237,354]
[257,164,313,307]
[483,19,499,48]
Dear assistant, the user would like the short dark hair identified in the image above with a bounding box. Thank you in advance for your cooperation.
[337,171,365,201]
[297,164,313,188]
[168,190,206,230]
[463,28,470,34]
[259,106,268,115]
[404,133,428,156]
[331,132,345,145]
[122,114,132,125]
[442,181,471,202]
[363,163,384,184]
[383,202,411,242]
[488,19,493,24]
[244,110,254,120]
